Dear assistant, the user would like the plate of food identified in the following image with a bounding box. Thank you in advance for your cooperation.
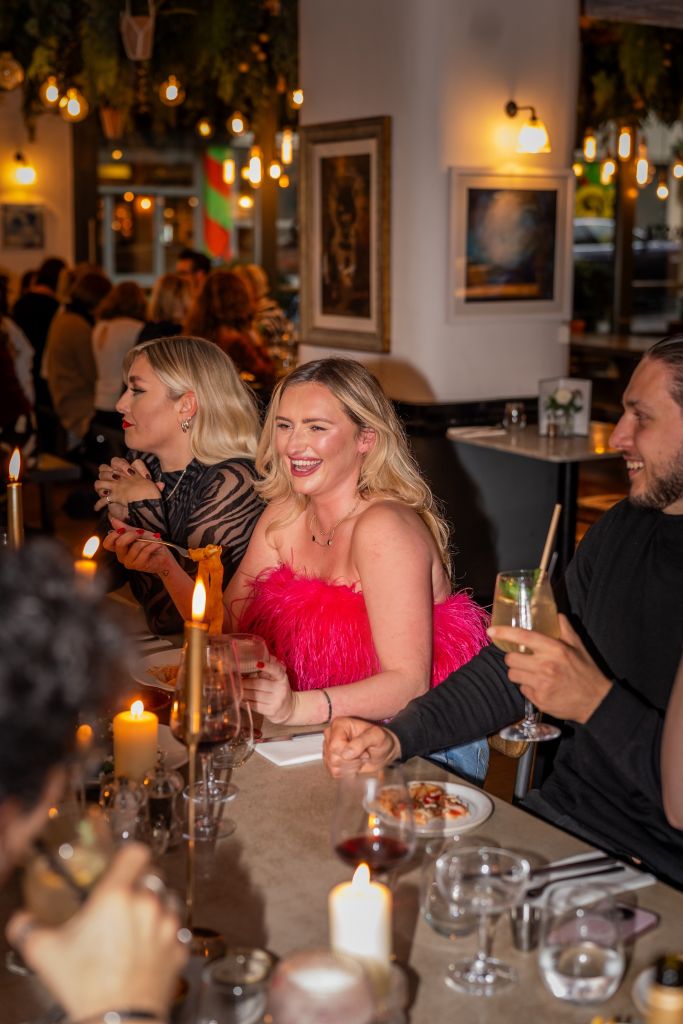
[133,649,182,692]
[378,779,494,836]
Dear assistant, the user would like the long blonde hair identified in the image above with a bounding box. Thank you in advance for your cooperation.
[257,358,451,571]
[123,335,260,464]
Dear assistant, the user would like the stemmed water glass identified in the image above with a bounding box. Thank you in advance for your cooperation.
[331,764,416,882]
[435,845,529,995]
[171,635,242,840]
[491,569,562,742]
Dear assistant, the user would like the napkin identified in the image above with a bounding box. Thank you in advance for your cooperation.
[531,851,656,907]
[255,732,324,766]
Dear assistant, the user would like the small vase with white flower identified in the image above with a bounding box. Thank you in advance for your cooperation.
[545,387,583,437]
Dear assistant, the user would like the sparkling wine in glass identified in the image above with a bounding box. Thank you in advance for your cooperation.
[332,764,416,879]
[491,569,562,742]
[435,845,529,995]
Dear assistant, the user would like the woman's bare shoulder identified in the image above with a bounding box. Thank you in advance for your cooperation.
[354,498,427,534]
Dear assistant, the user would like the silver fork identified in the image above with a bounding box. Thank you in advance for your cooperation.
[130,536,190,558]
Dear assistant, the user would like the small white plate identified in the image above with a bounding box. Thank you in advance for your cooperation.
[382,779,494,836]
[631,965,654,1016]
[158,724,188,770]
[133,649,181,691]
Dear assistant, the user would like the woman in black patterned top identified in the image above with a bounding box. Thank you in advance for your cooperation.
[97,335,264,634]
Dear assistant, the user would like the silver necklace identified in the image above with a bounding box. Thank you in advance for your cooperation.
[163,466,188,502]
[309,499,360,547]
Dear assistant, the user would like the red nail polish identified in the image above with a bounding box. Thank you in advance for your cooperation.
[256,661,265,669]
[127,468,136,476]
[116,527,126,535]
[153,532,161,538]
[111,472,120,480]
[135,529,144,535]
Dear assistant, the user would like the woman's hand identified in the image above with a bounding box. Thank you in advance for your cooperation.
[241,657,296,724]
[6,843,188,1023]
[103,517,176,578]
[94,457,164,518]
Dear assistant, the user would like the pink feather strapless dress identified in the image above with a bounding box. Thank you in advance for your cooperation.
[237,564,489,691]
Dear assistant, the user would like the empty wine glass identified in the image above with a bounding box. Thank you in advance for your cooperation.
[435,845,529,996]
[213,699,255,801]
[491,569,562,742]
[331,764,416,882]
[225,633,269,740]
[538,884,625,1004]
[171,635,241,840]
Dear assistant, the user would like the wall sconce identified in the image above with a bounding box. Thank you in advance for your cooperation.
[504,101,551,153]
[13,152,36,185]
[159,75,185,106]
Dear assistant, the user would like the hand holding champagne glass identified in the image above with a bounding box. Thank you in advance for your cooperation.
[492,504,563,743]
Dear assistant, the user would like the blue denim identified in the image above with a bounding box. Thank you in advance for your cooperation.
[426,738,489,786]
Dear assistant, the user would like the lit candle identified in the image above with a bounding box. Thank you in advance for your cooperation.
[329,863,392,968]
[7,448,24,550]
[75,535,100,580]
[185,578,208,742]
[113,700,158,781]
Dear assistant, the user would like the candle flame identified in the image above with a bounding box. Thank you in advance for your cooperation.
[131,699,144,718]
[82,535,100,559]
[9,448,21,481]
[192,577,207,622]
[352,863,371,888]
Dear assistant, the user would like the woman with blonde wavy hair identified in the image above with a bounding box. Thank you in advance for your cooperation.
[96,335,264,634]
[227,358,490,781]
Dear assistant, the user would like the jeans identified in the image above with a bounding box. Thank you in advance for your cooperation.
[426,737,489,786]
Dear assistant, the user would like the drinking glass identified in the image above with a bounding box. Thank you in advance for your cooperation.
[331,764,416,881]
[491,569,562,742]
[503,401,527,431]
[226,633,269,740]
[171,635,241,840]
[213,700,256,800]
[420,839,476,946]
[435,845,529,995]
[538,884,625,1004]
[267,950,375,1024]
[197,947,274,1024]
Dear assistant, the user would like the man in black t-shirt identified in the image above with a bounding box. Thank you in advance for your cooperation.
[324,336,683,888]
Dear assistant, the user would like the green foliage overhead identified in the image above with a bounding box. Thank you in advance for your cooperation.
[0,0,298,141]
[579,20,683,136]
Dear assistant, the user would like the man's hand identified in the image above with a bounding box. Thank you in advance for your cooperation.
[487,613,612,724]
[323,718,401,777]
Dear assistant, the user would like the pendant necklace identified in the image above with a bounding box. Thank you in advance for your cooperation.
[310,499,360,547]
[163,466,188,502]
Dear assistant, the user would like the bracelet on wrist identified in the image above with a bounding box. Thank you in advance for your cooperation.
[321,688,333,725]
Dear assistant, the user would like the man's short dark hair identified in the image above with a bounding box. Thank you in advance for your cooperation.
[647,334,683,411]
[35,257,67,292]
[0,541,125,808]
[178,248,211,276]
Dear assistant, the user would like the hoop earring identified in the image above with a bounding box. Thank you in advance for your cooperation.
[180,418,192,433]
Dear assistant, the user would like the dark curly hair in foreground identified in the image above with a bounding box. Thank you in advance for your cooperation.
[0,540,124,808]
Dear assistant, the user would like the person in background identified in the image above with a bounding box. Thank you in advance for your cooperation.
[325,336,683,889]
[175,248,211,298]
[44,270,112,452]
[97,335,264,634]
[662,653,683,831]
[0,540,186,1024]
[185,269,276,391]
[235,263,289,348]
[91,281,146,441]
[18,268,36,296]
[0,274,35,460]
[138,272,193,343]
[12,256,66,446]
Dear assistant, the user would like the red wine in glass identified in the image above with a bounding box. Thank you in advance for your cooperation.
[335,834,412,872]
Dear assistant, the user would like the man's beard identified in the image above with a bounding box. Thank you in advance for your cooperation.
[629,447,683,510]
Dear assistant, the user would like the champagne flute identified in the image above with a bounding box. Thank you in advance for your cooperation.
[331,764,416,881]
[491,569,562,742]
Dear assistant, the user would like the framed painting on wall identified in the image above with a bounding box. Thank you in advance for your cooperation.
[1,204,45,249]
[449,169,573,320]
[300,116,391,352]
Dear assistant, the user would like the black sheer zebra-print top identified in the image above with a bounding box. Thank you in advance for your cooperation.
[118,452,264,634]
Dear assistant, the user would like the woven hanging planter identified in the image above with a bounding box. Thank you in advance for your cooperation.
[120,1,155,61]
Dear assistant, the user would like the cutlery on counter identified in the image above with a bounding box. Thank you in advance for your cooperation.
[529,854,619,878]
[255,732,323,744]
[525,863,624,899]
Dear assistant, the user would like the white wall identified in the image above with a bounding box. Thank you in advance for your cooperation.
[0,89,74,301]
[299,0,579,401]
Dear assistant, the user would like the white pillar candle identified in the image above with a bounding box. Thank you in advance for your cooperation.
[329,864,392,967]
[113,700,158,781]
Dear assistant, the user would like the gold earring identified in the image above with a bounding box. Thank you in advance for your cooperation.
[180,418,191,433]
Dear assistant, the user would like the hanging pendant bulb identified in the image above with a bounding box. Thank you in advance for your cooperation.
[268,160,282,180]
[196,117,214,139]
[600,157,616,185]
[13,152,36,186]
[238,194,254,210]
[222,158,236,185]
[278,173,290,189]
[583,130,597,162]
[656,174,669,201]
[248,145,263,187]
[0,52,24,91]
[59,87,90,122]
[159,75,185,107]
[289,87,304,109]
[228,110,247,136]
[617,126,633,161]
[39,75,60,108]
[672,161,683,180]
[281,127,293,165]
[636,144,649,187]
